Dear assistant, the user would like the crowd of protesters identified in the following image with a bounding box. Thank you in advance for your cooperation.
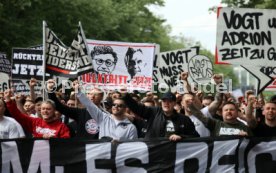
[0,71,276,141]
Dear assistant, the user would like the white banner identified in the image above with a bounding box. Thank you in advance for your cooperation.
[216,7,276,94]
[83,39,155,91]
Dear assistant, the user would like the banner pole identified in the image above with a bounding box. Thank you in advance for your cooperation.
[42,21,46,101]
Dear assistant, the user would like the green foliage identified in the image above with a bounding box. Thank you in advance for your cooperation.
[221,0,276,8]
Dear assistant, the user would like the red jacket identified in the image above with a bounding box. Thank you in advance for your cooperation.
[6,100,70,138]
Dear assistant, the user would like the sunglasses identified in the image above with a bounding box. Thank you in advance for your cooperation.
[112,103,125,108]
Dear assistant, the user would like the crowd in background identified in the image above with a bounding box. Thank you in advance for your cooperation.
[0,72,276,141]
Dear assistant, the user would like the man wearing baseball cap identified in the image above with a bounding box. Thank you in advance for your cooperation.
[123,91,199,141]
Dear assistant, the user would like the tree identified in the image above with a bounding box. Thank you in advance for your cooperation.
[0,0,189,57]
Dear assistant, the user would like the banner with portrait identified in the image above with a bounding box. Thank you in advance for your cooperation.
[82,40,156,91]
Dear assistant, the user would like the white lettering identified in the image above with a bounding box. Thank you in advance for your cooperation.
[247,141,276,172]
[86,143,112,173]
[211,140,239,172]
[175,142,208,173]
[1,141,23,173]
[116,142,149,173]
[27,140,51,173]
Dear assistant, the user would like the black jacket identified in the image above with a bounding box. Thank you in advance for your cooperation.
[123,94,199,139]
[48,92,99,139]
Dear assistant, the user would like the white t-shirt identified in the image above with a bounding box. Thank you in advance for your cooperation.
[188,107,211,137]
[5,116,25,138]
[0,117,23,139]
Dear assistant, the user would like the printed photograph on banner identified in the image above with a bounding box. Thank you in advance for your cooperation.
[83,39,155,91]
[156,47,199,93]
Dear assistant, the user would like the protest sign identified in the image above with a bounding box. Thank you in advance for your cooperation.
[12,48,46,80]
[82,39,155,91]
[0,72,9,92]
[188,54,213,85]
[152,44,160,84]
[216,7,276,94]
[0,52,11,75]
[10,79,43,96]
[260,66,276,90]
[156,47,212,93]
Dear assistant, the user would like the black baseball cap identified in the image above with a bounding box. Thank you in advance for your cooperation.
[161,92,176,101]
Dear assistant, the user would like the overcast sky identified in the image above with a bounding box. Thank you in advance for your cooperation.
[149,0,222,54]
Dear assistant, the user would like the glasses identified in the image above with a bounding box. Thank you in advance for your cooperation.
[112,103,125,108]
[94,58,114,67]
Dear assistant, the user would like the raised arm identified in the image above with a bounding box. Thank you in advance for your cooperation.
[181,72,192,93]
[77,91,107,124]
[245,98,257,128]
[14,94,27,114]
[4,89,34,133]
[180,72,203,109]
[208,74,224,115]
[73,81,107,123]
[122,93,154,120]
[188,100,216,131]
[47,79,86,122]
[29,78,37,101]
[208,92,224,116]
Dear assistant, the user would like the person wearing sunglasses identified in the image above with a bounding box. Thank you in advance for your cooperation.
[90,46,118,75]
[75,83,138,141]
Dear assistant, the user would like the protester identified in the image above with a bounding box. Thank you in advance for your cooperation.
[4,89,70,138]
[0,99,25,139]
[246,100,276,137]
[47,79,100,139]
[180,72,224,137]
[75,82,138,141]
[123,91,199,141]
[189,100,252,136]
[30,97,43,118]
[202,95,214,107]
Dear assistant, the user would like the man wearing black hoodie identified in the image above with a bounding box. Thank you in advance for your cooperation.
[47,79,101,139]
[123,91,199,141]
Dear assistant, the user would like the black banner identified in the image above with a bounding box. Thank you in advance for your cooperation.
[1,137,276,173]
[45,24,93,78]
[12,48,48,80]
[9,79,43,95]
[0,52,11,75]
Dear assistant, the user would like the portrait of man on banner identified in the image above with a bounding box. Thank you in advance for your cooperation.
[90,45,118,75]
[124,47,147,81]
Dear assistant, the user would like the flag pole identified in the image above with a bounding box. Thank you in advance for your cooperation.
[42,21,47,101]
[78,21,98,87]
